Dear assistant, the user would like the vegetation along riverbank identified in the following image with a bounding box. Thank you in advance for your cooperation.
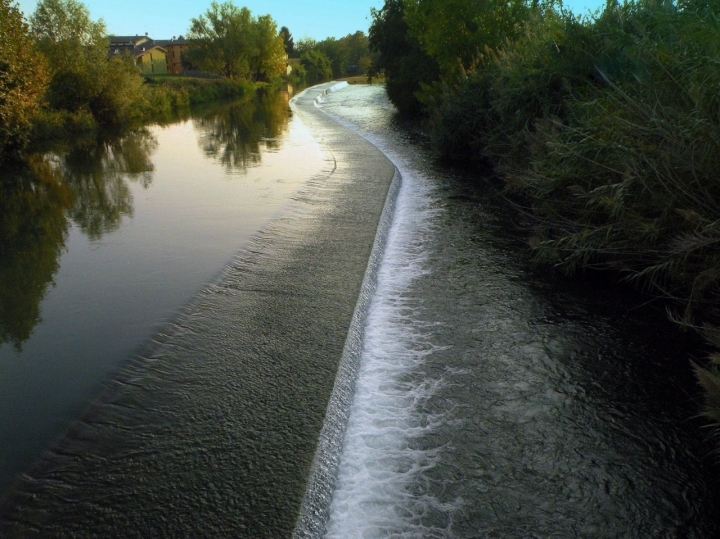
[0,0,376,161]
[369,0,720,444]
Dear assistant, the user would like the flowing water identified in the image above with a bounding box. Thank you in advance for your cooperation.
[1,83,719,538]
[301,85,720,538]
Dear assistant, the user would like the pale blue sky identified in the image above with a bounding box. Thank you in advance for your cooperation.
[14,0,606,42]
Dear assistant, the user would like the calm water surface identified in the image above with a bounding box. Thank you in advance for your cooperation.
[0,91,324,494]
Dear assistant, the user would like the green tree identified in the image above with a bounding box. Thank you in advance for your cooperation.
[403,0,529,77]
[188,1,255,79]
[369,0,439,114]
[340,31,372,75]
[279,26,294,57]
[31,0,143,125]
[300,49,332,85]
[294,37,317,56]
[31,0,107,110]
[316,37,349,79]
[188,2,286,81]
[0,0,48,159]
[250,15,287,81]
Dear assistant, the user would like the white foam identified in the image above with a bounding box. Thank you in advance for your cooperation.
[320,98,458,538]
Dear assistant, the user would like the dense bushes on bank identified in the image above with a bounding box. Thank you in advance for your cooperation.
[437,0,720,324]
[370,0,720,432]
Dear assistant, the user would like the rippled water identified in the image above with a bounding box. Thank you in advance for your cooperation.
[313,85,720,538]
[0,90,323,495]
[0,83,397,537]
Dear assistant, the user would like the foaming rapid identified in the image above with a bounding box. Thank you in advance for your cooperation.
[308,89,459,538]
[324,175,446,538]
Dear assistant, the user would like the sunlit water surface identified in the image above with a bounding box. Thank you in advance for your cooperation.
[0,91,323,494]
[313,85,720,538]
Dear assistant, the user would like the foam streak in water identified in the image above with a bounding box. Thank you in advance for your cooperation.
[320,123,454,537]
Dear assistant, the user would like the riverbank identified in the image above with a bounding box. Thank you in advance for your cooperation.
[25,76,265,151]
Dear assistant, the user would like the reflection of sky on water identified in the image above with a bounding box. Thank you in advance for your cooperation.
[0,92,324,495]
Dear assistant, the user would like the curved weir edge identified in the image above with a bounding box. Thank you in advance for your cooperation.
[292,83,402,539]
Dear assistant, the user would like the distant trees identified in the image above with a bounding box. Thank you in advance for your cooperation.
[292,31,375,85]
[187,2,286,81]
[300,49,332,85]
[315,31,373,78]
[0,0,48,158]
[279,26,294,57]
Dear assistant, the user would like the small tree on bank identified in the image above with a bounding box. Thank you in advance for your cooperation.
[300,49,332,85]
[31,0,107,111]
[250,15,287,81]
[31,0,143,125]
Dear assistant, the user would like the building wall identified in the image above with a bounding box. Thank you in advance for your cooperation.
[137,49,167,75]
[165,44,188,75]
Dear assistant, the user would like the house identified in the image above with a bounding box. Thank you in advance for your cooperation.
[155,37,189,75]
[108,35,168,75]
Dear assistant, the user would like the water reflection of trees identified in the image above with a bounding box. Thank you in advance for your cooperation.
[193,90,290,171]
[61,129,158,240]
[0,129,158,349]
[0,158,73,350]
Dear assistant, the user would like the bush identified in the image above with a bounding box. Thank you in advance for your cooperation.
[300,49,333,85]
[138,76,255,118]
[504,1,720,317]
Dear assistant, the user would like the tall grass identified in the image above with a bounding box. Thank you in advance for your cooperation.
[433,0,720,314]
[503,0,720,315]
[428,0,720,429]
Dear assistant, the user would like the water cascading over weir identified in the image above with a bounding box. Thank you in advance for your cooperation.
[0,82,399,538]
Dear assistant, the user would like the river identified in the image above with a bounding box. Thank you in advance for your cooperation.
[1,83,719,537]
[298,85,720,538]
[0,89,323,496]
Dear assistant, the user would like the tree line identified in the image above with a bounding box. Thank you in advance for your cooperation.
[369,0,720,435]
[0,0,374,162]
